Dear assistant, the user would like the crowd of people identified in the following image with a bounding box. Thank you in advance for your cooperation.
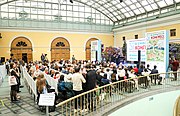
[24,58,177,111]
[5,56,179,112]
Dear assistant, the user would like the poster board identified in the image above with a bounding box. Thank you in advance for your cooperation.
[127,38,146,62]
[39,93,55,106]
[145,30,169,73]
[91,40,102,62]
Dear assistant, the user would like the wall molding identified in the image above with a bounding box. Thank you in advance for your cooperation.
[0,28,113,35]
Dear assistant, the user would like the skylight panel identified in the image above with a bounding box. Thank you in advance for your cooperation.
[112,0,118,5]
[113,12,118,16]
[124,12,130,17]
[165,0,174,5]
[129,11,134,16]
[125,7,131,11]
[139,7,145,13]
[109,8,114,12]
[130,4,136,9]
[0,0,7,4]
[141,0,148,6]
[116,15,122,19]
[120,8,126,13]
[120,2,126,7]
[79,6,84,11]
[175,0,180,2]
[157,0,167,7]
[144,5,153,11]
[125,0,133,5]
[150,3,158,10]
[73,6,78,11]
[1,4,8,12]
[116,4,122,8]
[134,9,141,14]
[112,17,117,21]
[135,2,142,8]
[104,4,110,8]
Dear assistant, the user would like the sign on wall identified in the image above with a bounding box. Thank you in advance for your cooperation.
[146,30,169,73]
[127,38,146,62]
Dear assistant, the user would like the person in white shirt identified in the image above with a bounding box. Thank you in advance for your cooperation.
[129,69,139,91]
[142,68,151,88]
[105,68,113,80]
[71,67,86,111]
[117,67,126,81]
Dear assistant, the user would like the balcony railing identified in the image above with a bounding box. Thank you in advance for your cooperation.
[55,71,180,115]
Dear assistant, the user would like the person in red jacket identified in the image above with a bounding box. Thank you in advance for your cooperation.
[171,58,179,81]
[133,66,138,75]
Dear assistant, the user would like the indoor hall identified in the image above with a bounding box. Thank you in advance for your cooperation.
[0,0,180,116]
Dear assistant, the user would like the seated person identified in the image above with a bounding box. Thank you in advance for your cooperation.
[150,65,162,85]
[101,73,110,86]
[57,75,74,101]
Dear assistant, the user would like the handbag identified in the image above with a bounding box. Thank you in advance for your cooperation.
[8,76,18,86]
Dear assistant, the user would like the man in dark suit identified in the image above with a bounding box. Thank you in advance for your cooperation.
[85,65,97,91]
[85,64,97,111]
[150,65,161,85]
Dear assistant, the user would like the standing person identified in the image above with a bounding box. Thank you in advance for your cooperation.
[9,62,19,102]
[171,58,179,81]
[15,62,22,92]
[71,67,86,112]
[85,65,97,91]
[138,65,144,76]
[72,55,76,62]
[5,59,10,75]
[41,53,45,63]
[85,65,97,111]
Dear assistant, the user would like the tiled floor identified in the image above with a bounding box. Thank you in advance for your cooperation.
[0,76,46,115]
[0,76,69,116]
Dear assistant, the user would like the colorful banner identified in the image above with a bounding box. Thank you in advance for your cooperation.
[127,38,146,61]
[146,30,169,73]
[91,40,102,62]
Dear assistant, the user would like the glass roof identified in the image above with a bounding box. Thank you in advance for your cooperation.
[0,0,180,24]
[78,0,180,22]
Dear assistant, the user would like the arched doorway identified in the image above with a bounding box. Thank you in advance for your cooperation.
[51,37,70,61]
[11,37,33,63]
[85,38,98,60]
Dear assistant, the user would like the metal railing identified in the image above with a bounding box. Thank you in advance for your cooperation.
[21,66,37,100]
[43,72,58,93]
[56,71,180,116]
[0,65,7,86]
[22,66,60,100]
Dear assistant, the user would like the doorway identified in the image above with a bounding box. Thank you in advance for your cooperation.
[51,37,70,61]
[11,37,33,62]
[22,53,28,63]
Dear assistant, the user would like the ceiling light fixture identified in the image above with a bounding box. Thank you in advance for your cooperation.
[70,0,73,3]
